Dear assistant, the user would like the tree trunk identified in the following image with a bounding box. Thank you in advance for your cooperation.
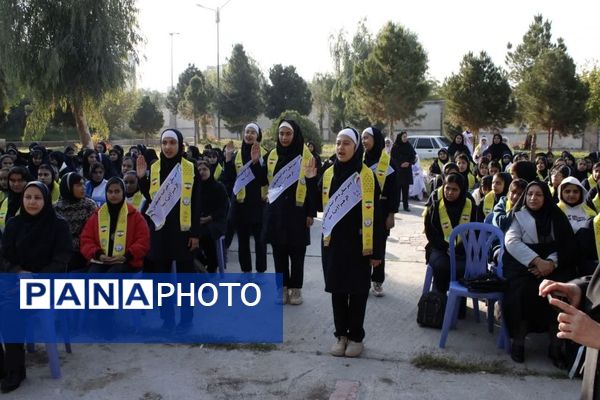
[72,101,93,149]
[388,118,394,141]
[549,128,555,151]
[194,118,199,146]
[318,112,324,140]
[530,131,537,159]
[473,128,479,150]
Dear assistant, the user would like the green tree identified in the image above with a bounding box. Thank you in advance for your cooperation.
[99,89,139,137]
[443,51,515,143]
[352,22,429,137]
[310,73,335,139]
[265,110,321,153]
[165,64,201,118]
[0,0,141,147]
[178,74,212,143]
[218,44,263,137]
[129,96,164,144]
[265,65,312,119]
[517,48,588,151]
[583,66,600,126]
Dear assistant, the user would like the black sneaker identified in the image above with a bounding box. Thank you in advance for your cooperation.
[1,368,26,394]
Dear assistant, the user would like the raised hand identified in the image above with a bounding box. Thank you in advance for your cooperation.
[304,156,317,179]
[136,155,147,179]
[250,142,261,164]
[224,141,235,162]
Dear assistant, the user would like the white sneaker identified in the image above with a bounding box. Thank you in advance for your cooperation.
[344,340,364,357]
[289,288,303,305]
[330,336,348,357]
[371,282,384,297]
[277,286,289,305]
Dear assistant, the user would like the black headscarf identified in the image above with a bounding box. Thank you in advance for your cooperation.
[331,127,364,195]
[514,181,556,243]
[158,128,185,182]
[59,172,84,204]
[275,119,304,173]
[81,149,98,180]
[512,161,538,183]
[38,163,57,191]
[109,149,123,178]
[495,172,513,199]
[363,126,385,168]
[187,146,202,161]
[485,134,512,162]
[6,166,30,219]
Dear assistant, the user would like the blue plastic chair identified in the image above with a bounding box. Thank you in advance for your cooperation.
[484,212,494,225]
[25,310,71,379]
[216,235,227,275]
[438,222,510,352]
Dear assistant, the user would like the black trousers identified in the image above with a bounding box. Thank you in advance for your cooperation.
[199,236,218,273]
[331,293,369,342]
[154,257,194,325]
[371,237,388,284]
[271,243,306,288]
[399,184,410,210]
[0,344,24,374]
[237,222,266,272]
[0,297,25,374]
[429,248,465,293]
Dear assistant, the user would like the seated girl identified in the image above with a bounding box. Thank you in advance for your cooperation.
[80,177,150,273]
[471,175,492,207]
[85,162,108,207]
[455,154,477,191]
[492,178,527,232]
[479,172,511,219]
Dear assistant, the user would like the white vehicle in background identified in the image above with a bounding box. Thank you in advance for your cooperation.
[407,136,451,160]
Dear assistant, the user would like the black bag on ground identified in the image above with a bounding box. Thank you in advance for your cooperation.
[417,291,447,329]
[459,272,508,293]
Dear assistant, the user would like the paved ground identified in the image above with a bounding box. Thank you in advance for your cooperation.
[6,200,581,399]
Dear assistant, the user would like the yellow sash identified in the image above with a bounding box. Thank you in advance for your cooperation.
[467,173,476,190]
[0,199,8,231]
[594,214,600,261]
[0,191,5,205]
[267,144,312,206]
[537,172,546,182]
[438,198,472,243]
[149,158,195,231]
[588,175,597,189]
[98,202,128,256]
[506,199,513,212]
[234,148,268,203]
[549,185,555,197]
[368,151,391,191]
[128,191,145,211]
[558,202,597,219]
[51,181,60,204]
[214,163,223,180]
[322,164,375,256]
[482,191,495,216]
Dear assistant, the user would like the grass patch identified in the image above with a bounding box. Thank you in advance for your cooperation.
[411,352,569,379]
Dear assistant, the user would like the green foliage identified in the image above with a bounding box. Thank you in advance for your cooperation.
[179,73,213,141]
[265,110,322,153]
[443,51,515,136]
[165,64,201,116]
[0,0,142,146]
[129,96,164,140]
[218,44,263,135]
[310,73,335,138]
[352,21,430,134]
[265,65,312,119]
[99,89,139,135]
[582,66,600,126]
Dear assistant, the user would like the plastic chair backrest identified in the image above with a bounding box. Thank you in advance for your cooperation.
[484,212,494,225]
[448,222,504,282]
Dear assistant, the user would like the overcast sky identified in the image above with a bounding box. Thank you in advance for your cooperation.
[136,0,599,92]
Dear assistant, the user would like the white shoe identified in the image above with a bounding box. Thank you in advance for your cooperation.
[289,288,303,305]
[330,336,348,357]
[277,287,289,305]
[371,282,384,297]
[344,340,364,357]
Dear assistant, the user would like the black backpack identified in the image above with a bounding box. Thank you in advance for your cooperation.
[417,291,447,329]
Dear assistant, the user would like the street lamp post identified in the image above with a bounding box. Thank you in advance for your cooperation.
[168,32,180,128]
[197,0,232,140]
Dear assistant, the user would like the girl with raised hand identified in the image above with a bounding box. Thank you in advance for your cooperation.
[319,127,385,358]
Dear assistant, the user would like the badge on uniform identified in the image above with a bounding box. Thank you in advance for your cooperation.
[183,198,191,205]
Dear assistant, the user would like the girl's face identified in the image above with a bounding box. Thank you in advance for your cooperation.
[91,167,104,183]
[489,167,500,176]
[562,183,581,205]
[566,158,574,166]
[454,135,462,144]
[457,159,468,173]
[308,143,315,153]
[443,182,461,202]
[0,171,8,190]
[123,174,138,194]
[109,152,119,162]
[23,186,45,216]
[508,185,524,205]
[87,153,97,164]
[492,175,505,195]
[72,182,85,199]
[37,168,53,186]
[551,171,565,188]
[336,136,356,163]
[1,157,14,169]
[401,133,408,143]
[577,160,587,171]
[361,132,374,152]
[536,159,546,171]
[479,164,489,176]
[9,173,26,193]
[493,136,501,144]
[198,164,211,181]
[121,159,134,174]
[161,137,179,159]
[106,183,124,205]
[593,167,600,182]
[32,155,43,166]
[278,126,294,148]
[526,185,544,211]
[439,152,448,162]
[244,127,258,145]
